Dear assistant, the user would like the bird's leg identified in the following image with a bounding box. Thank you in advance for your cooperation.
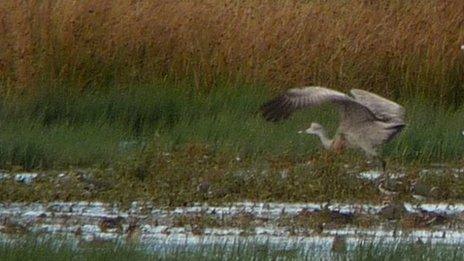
[362,157,373,170]
[380,158,387,173]
[368,154,385,171]
[366,153,387,179]
[364,154,377,170]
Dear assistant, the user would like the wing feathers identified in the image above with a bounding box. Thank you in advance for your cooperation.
[261,86,376,122]
[350,89,405,123]
[261,95,293,121]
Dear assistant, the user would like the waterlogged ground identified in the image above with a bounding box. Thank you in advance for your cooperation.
[2,200,464,242]
[2,200,464,259]
[1,154,464,257]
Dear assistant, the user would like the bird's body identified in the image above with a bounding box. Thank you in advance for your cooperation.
[261,86,406,169]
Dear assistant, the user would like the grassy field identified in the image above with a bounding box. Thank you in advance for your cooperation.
[1,236,464,261]
[0,80,463,170]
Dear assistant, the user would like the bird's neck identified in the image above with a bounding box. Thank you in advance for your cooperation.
[315,128,333,150]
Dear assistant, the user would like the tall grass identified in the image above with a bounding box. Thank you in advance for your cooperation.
[0,80,463,169]
[1,0,463,104]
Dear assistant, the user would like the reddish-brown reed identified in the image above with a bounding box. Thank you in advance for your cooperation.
[0,0,463,103]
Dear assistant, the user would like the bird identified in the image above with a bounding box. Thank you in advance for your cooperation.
[260,86,406,171]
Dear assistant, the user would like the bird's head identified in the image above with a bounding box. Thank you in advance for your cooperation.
[298,122,323,135]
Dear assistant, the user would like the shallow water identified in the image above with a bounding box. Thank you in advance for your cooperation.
[1,200,464,252]
[1,166,464,252]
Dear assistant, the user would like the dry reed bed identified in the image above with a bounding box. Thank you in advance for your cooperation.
[0,0,463,103]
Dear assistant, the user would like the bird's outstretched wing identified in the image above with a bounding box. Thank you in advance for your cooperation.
[350,89,405,123]
[261,86,377,123]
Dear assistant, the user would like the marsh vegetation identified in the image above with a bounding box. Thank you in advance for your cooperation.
[1,236,464,261]
[0,1,463,258]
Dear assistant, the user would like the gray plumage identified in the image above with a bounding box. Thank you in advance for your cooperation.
[261,86,406,168]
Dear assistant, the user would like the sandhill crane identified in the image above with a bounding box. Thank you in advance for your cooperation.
[261,86,406,170]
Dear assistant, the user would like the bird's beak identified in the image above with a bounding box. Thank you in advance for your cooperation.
[299,129,315,135]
